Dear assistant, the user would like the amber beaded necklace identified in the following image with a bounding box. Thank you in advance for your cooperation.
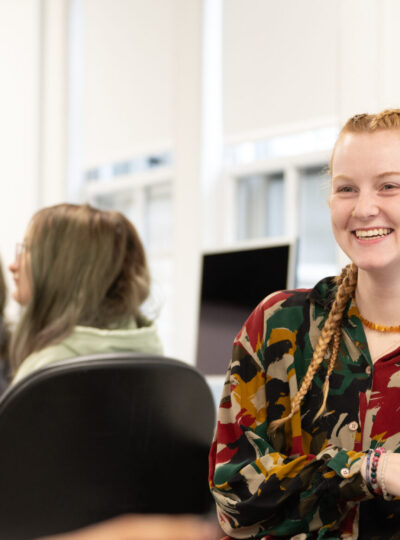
[359,314,400,333]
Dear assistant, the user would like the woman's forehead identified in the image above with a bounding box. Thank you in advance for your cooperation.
[332,130,400,175]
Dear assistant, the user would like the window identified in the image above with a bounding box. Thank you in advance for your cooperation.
[227,128,340,289]
[297,165,337,287]
[236,172,284,240]
[144,183,173,253]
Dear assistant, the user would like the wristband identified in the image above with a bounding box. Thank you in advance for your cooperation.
[370,447,386,495]
[365,449,375,496]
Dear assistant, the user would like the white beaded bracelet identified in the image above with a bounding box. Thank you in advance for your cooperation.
[379,450,393,501]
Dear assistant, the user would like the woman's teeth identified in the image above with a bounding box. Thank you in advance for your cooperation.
[355,228,392,238]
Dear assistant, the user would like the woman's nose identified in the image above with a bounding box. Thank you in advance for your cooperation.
[8,260,18,273]
[351,192,379,219]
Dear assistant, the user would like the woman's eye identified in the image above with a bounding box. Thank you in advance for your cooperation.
[337,186,354,193]
[382,183,397,190]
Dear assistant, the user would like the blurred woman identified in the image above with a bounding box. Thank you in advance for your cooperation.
[9,203,162,383]
[0,258,10,392]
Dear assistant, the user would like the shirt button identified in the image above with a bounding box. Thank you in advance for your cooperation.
[348,421,358,432]
[365,365,372,375]
[340,467,350,478]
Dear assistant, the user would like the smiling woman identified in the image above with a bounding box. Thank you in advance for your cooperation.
[209,109,400,540]
[330,130,400,279]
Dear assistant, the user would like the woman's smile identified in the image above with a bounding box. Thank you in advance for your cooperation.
[352,227,393,240]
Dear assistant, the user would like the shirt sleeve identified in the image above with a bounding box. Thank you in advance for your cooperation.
[208,297,370,539]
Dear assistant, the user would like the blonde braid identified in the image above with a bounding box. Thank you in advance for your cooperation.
[314,325,341,421]
[269,264,358,433]
[315,262,356,418]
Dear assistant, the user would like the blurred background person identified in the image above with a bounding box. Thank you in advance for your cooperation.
[0,257,10,393]
[9,203,162,383]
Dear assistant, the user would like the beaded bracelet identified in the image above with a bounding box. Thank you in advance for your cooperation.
[370,447,386,495]
[379,451,393,501]
[365,449,376,496]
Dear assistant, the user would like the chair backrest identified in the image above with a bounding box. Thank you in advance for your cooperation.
[0,353,216,540]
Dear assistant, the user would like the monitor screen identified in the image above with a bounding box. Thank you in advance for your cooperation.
[196,240,296,375]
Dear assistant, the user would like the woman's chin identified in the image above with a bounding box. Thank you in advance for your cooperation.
[356,259,400,278]
[13,291,29,306]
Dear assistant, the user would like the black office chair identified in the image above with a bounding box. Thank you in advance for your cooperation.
[0,353,216,540]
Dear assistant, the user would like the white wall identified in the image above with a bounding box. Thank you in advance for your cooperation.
[0,0,68,318]
[223,0,338,139]
[83,0,176,167]
[223,0,400,142]
[39,0,69,207]
[0,0,41,308]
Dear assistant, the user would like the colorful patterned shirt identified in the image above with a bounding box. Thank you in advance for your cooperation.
[209,277,400,539]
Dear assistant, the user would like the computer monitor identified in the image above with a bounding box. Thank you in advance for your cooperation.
[196,238,297,376]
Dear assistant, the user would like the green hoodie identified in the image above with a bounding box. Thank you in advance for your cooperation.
[13,318,163,384]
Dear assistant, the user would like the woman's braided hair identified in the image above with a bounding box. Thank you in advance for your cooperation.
[269,264,358,432]
[270,108,400,433]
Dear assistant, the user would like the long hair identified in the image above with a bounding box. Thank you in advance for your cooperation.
[270,108,400,432]
[10,203,150,374]
[0,259,10,361]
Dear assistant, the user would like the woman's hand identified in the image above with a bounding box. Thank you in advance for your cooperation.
[379,453,400,497]
[37,515,219,540]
